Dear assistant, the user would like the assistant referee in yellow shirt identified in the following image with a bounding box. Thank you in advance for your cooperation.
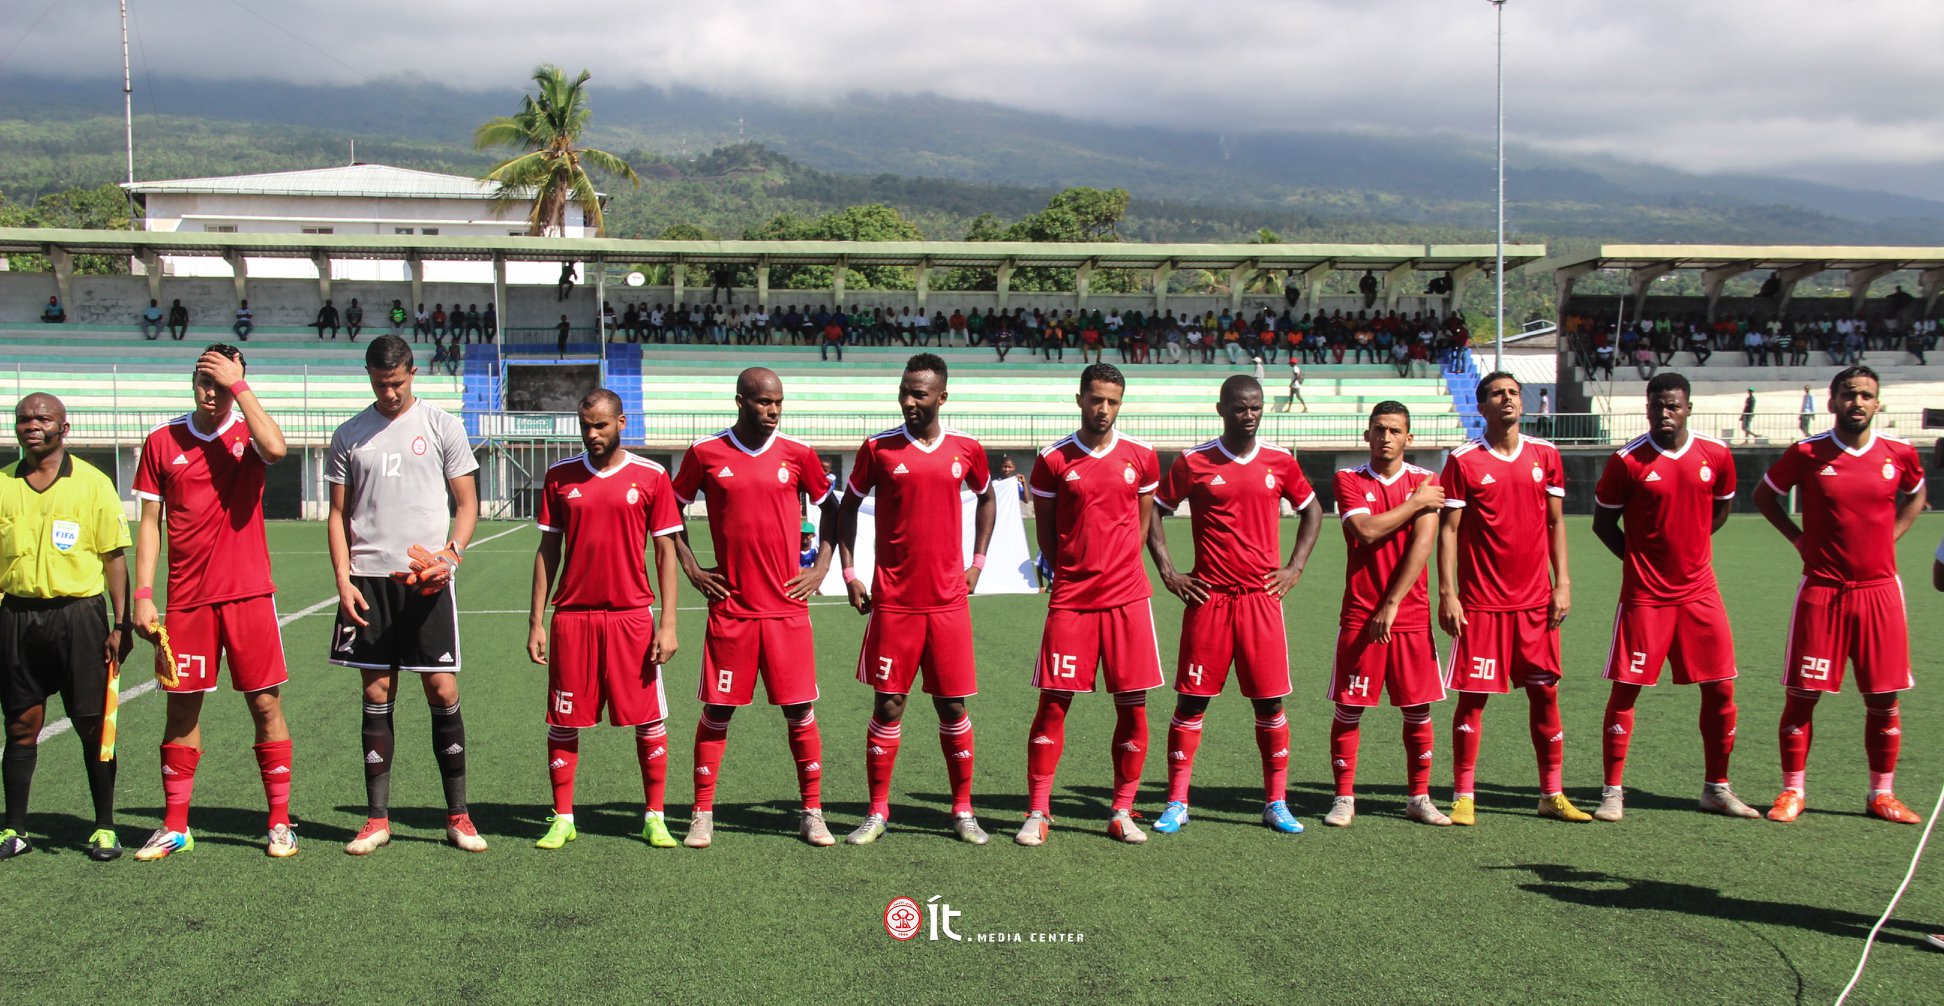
[0,393,133,862]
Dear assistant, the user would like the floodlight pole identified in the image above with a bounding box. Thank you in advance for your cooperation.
[120,1,136,212]
[1492,0,1507,374]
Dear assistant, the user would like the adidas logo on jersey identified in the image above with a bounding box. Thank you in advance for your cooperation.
[1819,465,1838,476]
[567,487,583,498]
[1211,474,1226,486]
[717,466,735,477]
[892,463,910,475]
[1063,469,1082,482]
[172,453,189,466]
[1480,474,1496,485]
[365,750,385,764]
[1643,471,1662,482]
[442,743,464,755]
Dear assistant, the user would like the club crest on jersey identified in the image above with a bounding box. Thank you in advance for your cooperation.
[776,465,790,483]
[1530,464,1543,482]
[1698,464,1712,483]
[951,459,964,480]
[1264,471,1276,489]
[626,486,641,505]
[1122,464,1136,485]
[49,520,79,552]
[411,436,428,456]
[1883,461,1896,480]
[231,441,246,460]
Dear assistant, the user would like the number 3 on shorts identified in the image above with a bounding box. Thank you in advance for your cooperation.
[875,656,894,682]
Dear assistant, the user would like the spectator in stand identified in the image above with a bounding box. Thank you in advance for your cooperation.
[1844,324,1866,364]
[1041,317,1065,362]
[1739,388,1756,444]
[1742,325,1765,366]
[1687,322,1712,366]
[432,304,449,342]
[965,308,985,347]
[40,296,64,323]
[993,320,1015,362]
[1283,360,1307,413]
[232,299,254,341]
[414,303,431,342]
[1905,323,1929,365]
[1770,323,1794,367]
[948,308,967,346]
[1798,384,1815,436]
[555,314,571,358]
[463,305,482,344]
[168,299,189,341]
[558,262,577,300]
[1407,333,1430,377]
[1591,329,1615,378]
[314,299,341,340]
[346,299,365,341]
[141,299,164,340]
[1359,271,1379,308]
[821,313,845,361]
[481,303,498,344]
[1077,317,1102,363]
[1256,321,1279,365]
[1390,337,1410,378]
[388,300,408,337]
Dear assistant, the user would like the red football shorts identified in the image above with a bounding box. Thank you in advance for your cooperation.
[547,608,667,727]
[160,595,289,694]
[1603,594,1737,687]
[1443,607,1560,694]
[1331,627,1445,708]
[1783,577,1912,695]
[1033,601,1166,694]
[1173,590,1291,699]
[857,605,977,698]
[701,610,819,707]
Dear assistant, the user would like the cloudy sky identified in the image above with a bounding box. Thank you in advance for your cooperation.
[6,0,1941,197]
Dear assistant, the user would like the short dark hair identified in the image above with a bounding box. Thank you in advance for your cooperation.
[1080,362,1125,392]
[1219,374,1262,400]
[905,353,949,382]
[1475,371,1519,400]
[365,334,413,371]
[201,343,246,373]
[1646,372,1690,400]
[1831,365,1880,396]
[579,388,624,415]
[1370,400,1411,429]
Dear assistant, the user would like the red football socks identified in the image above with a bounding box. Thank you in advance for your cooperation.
[1025,691,1071,814]
[1109,694,1148,812]
[1528,683,1565,795]
[936,715,973,815]
[636,722,668,814]
[1699,681,1737,785]
[546,726,579,815]
[252,738,293,829]
[786,710,823,811]
[1602,684,1640,788]
[692,713,730,813]
[1255,710,1290,804]
[1866,701,1901,793]
[1778,688,1818,793]
[1402,707,1435,797]
[864,717,902,818]
[1451,693,1487,795]
[1165,711,1204,804]
[1329,706,1362,797]
[160,742,201,832]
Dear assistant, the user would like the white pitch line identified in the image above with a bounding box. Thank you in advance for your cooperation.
[36,523,531,743]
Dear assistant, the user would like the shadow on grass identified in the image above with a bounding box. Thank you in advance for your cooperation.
[1492,863,1935,947]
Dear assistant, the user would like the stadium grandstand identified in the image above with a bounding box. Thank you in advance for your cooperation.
[1,230,1937,519]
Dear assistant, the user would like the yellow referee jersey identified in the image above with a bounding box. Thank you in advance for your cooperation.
[0,453,131,598]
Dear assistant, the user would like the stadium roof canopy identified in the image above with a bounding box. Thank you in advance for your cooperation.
[117,164,577,202]
[1542,243,1944,314]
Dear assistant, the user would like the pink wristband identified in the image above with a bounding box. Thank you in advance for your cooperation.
[230,379,251,395]
[970,554,987,570]
[134,587,153,600]
[842,567,859,583]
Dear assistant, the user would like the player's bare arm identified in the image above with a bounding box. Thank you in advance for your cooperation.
[1591,502,1626,560]
[1263,494,1322,598]
[1437,505,1465,636]
[1710,495,1733,533]
[199,350,286,464]
[650,534,680,664]
[1546,493,1571,629]
[103,548,131,664]
[327,482,368,628]
[1370,508,1438,645]
[836,488,870,614]
[1145,500,1209,605]
[1751,481,1803,550]
[673,528,732,601]
[1032,493,1058,573]
[527,530,562,665]
[965,483,996,592]
[132,498,163,641]
[1343,479,1443,545]
[1892,484,1926,541]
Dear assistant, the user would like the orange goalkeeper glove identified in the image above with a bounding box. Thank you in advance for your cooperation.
[392,541,461,595]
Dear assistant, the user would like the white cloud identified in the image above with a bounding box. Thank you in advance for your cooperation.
[8,0,1943,196]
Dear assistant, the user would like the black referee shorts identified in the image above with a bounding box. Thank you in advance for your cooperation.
[1,594,110,717]
[328,575,461,674]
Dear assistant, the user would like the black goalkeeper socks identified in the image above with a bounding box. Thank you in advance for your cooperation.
[2,742,35,831]
[430,701,467,815]
[362,701,395,819]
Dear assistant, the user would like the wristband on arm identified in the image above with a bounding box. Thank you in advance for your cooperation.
[970,554,987,570]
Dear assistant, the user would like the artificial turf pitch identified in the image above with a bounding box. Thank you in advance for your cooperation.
[3,515,1943,1005]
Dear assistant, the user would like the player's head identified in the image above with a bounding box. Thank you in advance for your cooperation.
[1829,365,1881,435]
[193,343,246,416]
[13,393,66,461]
[1645,371,1692,442]
[1476,371,1522,430]
[578,388,627,462]
[364,335,416,419]
[1077,363,1126,436]
[1217,374,1263,439]
[899,353,950,434]
[735,367,784,437]
[1365,401,1413,461]
[998,455,1016,479]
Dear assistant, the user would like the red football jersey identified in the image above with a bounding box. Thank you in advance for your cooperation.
[132,412,275,608]
[1440,436,1565,611]
[847,427,990,612]
[1595,432,1736,604]
[536,452,683,611]
[1762,431,1925,583]
[671,430,830,619]
[1030,430,1161,610]
[1334,462,1436,630]
[1155,439,1315,589]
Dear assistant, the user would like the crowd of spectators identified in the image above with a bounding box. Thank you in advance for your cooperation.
[1564,307,1942,379]
[593,301,1475,374]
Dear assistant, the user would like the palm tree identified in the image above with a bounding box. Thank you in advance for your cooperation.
[474,65,639,236]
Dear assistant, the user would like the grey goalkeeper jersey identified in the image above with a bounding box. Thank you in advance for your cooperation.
[326,400,479,577]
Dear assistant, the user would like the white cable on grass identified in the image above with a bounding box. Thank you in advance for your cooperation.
[1833,782,1944,1006]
